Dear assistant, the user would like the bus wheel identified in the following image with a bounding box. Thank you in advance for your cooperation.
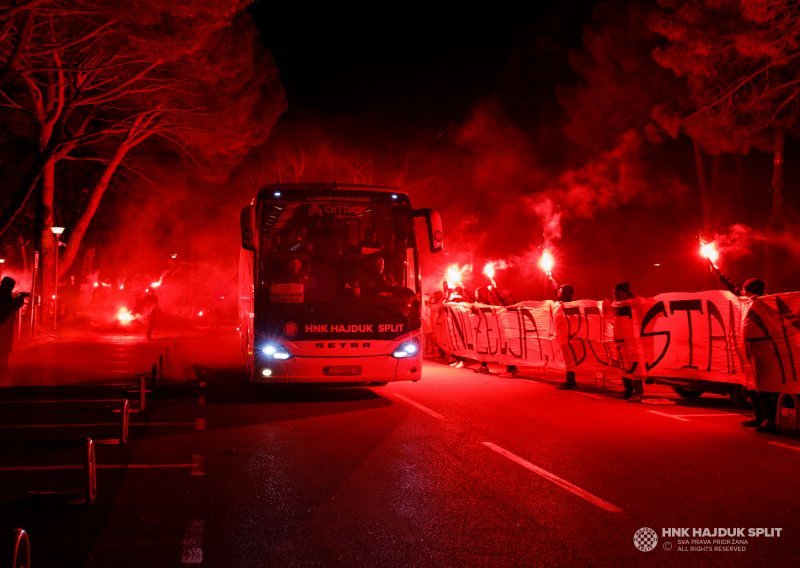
[672,386,704,400]
[729,386,751,408]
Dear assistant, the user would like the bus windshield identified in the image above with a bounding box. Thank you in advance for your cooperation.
[257,196,418,305]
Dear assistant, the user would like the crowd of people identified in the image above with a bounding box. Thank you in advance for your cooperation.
[422,271,779,433]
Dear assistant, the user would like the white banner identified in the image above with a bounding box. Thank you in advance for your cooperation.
[430,290,800,393]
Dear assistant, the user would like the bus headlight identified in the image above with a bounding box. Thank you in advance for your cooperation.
[391,340,418,359]
[261,343,292,360]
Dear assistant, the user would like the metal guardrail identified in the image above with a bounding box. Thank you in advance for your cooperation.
[84,437,97,505]
[119,399,129,445]
[11,528,30,568]
[19,438,97,505]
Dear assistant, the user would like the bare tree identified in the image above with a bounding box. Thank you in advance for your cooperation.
[0,0,285,324]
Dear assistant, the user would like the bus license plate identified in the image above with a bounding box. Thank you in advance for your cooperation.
[323,365,362,376]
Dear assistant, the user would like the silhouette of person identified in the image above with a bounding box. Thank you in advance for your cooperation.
[283,257,311,285]
[556,284,578,389]
[135,288,160,341]
[358,227,382,254]
[734,278,777,432]
[0,277,29,378]
[612,281,645,402]
[363,256,397,288]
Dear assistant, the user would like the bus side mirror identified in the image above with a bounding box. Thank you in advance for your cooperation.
[414,208,444,253]
[241,205,255,251]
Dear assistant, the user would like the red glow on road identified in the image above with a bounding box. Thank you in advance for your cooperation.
[117,306,135,325]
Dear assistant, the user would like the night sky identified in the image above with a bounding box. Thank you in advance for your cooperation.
[252,2,596,123]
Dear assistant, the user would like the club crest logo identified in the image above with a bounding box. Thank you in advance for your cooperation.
[282,321,299,338]
[633,527,658,552]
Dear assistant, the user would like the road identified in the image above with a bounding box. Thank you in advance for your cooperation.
[1,328,798,567]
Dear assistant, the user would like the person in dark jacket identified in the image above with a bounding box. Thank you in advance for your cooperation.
[612,281,645,402]
[556,284,578,389]
[0,277,29,379]
[721,275,775,431]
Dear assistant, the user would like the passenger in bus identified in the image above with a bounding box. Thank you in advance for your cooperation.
[282,257,311,286]
[358,227,382,255]
[344,281,361,298]
[362,255,397,288]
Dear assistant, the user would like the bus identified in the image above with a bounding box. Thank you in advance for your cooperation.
[239,183,443,385]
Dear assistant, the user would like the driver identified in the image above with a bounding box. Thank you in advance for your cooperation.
[363,255,397,288]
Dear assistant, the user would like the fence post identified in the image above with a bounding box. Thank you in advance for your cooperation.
[84,438,97,505]
[151,364,158,392]
[120,399,129,445]
[158,354,164,378]
[138,374,146,412]
[11,528,30,568]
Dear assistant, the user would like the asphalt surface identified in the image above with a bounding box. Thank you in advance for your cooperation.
[1,327,799,567]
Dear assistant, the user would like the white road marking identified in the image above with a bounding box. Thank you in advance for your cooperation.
[0,423,121,429]
[768,441,800,453]
[0,463,198,472]
[673,413,741,418]
[0,421,196,429]
[647,411,691,422]
[392,393,445,420]
[0,399,124,405]
[180,519,204,565]
[482,442,623,513]
[131,422,197,427]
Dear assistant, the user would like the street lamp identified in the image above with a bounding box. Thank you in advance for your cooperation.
[51,226,65,330]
